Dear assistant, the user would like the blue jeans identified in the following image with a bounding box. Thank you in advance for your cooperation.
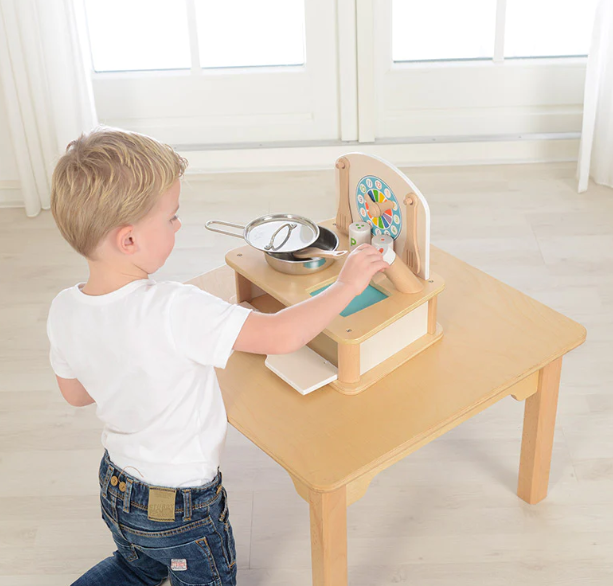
[74,452,237,586]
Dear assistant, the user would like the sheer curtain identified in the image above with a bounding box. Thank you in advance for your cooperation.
[0,0,97,217]
[578,0,613,193]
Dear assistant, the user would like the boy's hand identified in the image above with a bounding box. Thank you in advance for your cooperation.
[234,244,389,356]
[336,244,389,297]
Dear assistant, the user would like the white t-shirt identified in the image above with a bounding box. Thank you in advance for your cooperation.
[46,279,251,488]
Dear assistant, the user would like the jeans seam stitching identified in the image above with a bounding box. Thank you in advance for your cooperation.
[101,506,121,532]
[224,522,236,568]
[211,521,234,571]
[196,537,221,582]
[118,516,214,538]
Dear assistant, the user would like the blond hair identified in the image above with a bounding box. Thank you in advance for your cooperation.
[51,127,188,258]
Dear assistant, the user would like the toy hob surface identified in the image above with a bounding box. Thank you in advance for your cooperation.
[227,153,444,395]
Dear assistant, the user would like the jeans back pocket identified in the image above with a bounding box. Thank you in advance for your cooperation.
[138,538,223,586]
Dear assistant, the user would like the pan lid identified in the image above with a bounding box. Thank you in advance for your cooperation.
[245,214,320,253]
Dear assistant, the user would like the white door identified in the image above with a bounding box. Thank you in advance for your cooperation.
[84,0,340,146]
[364,0,598,141]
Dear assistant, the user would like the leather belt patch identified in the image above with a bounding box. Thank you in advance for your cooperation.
[148,487,176,522]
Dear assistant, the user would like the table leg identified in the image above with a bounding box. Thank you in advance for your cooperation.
[517,357,563,505]
[309,487,348,586]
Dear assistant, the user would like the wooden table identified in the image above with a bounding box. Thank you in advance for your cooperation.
[188,246,586,586]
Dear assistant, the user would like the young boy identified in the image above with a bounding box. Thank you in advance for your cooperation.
[47,128,387,586]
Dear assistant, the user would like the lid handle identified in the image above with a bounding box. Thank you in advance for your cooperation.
[264,222,297,251]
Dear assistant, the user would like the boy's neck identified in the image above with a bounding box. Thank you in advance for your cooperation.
[82,259,149,296]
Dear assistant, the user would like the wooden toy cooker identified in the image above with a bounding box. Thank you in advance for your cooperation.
[227,153,445,395]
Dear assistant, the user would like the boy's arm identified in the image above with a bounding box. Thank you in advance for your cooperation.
[56,376,95,407]
[233,245,388,355]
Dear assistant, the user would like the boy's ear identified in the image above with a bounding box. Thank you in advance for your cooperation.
[115,225,138,255]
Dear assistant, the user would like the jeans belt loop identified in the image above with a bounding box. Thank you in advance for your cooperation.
[183,489,192,522]
[123,478,133,513]
[101,465,113,498]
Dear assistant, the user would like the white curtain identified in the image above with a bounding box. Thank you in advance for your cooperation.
[578,0,613,193]
[0,0,97,216]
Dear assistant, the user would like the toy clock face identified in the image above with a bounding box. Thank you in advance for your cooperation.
[340,152,431,280]
[355,175,402,239]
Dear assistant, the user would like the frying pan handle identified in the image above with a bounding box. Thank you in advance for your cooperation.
[205,220,246,238]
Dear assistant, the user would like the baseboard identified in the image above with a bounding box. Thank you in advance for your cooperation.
[179,134,580,175]
[0,181,22,208]
[0,135,581,211]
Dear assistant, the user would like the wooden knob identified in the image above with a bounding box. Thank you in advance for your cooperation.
[366,199,394,218]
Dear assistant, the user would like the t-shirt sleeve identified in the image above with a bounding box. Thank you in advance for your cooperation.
[46,310,76,379]
[169,285,252,369]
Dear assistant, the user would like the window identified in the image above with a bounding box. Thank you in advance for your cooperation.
[392,0,598,63]
[194,1,305,68]
[84,0,336,146]
[84,0,306,72]
[369,0,595,141]
[392,0,496,62]
[83,0,597,147]
[85,0,191,72]
[505,0,598,58]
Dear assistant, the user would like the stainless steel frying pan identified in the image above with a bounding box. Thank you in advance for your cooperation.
[205,214,320,254]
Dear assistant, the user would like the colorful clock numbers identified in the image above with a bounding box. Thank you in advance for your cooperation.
[355,175,402,239]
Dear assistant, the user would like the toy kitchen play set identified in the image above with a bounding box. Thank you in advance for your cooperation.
[206,153,444,396]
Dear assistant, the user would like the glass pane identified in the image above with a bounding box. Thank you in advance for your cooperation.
[505,0,598,58]
[84,0,191,72]
[392,0,496,62]
[195,0,305,68]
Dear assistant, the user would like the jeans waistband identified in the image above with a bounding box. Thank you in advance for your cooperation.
[99,451,223,515]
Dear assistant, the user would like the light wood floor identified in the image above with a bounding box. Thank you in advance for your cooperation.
[1,162,612,585]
